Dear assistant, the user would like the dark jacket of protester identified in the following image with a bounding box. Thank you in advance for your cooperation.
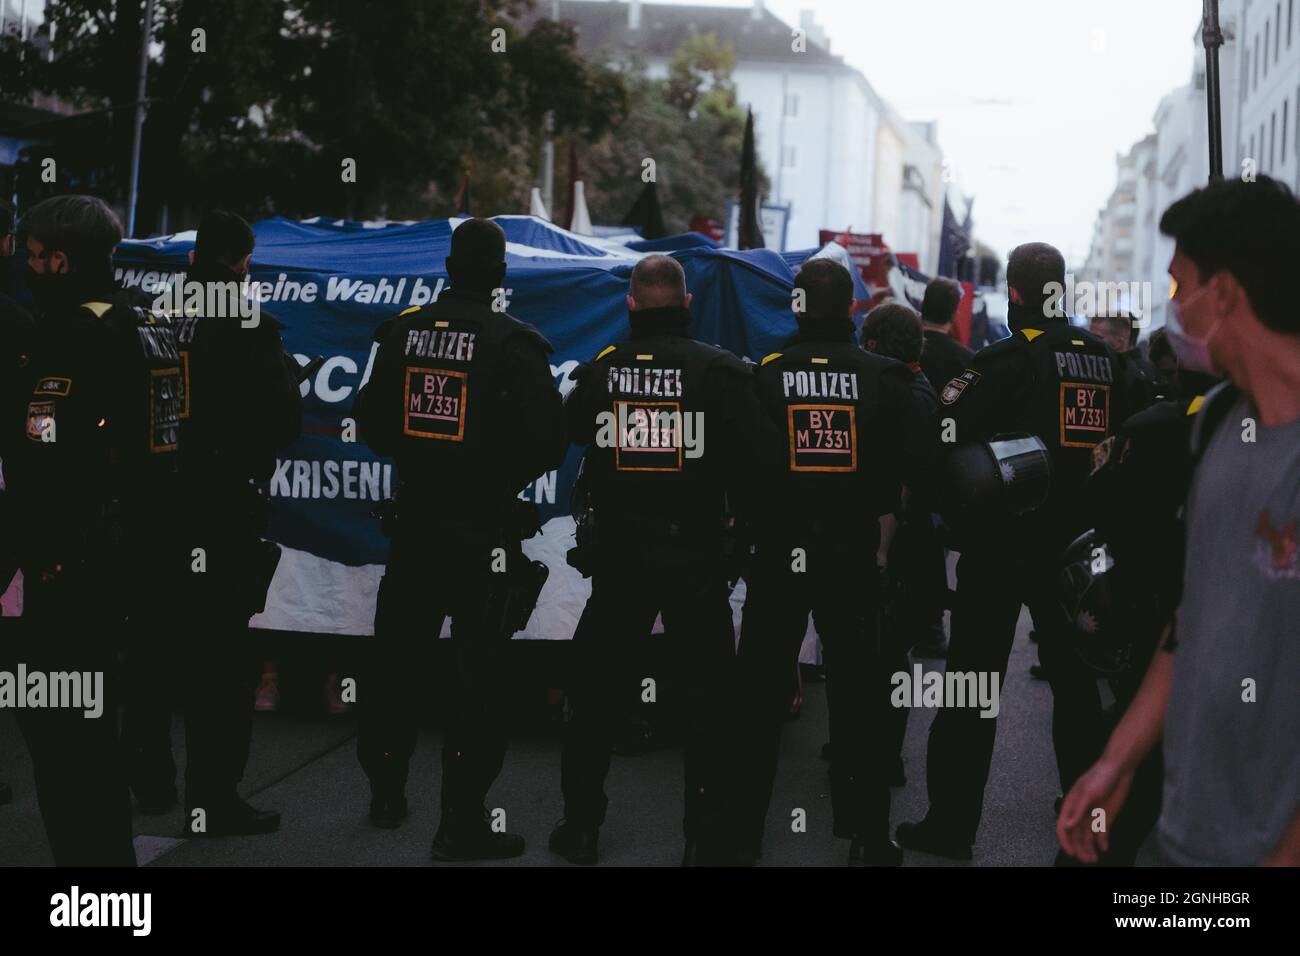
[919,327,973,395]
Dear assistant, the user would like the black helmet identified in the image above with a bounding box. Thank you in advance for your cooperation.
[1057,529,1133,674]
[938,433,1051,537]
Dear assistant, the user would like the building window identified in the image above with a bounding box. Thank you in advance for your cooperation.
[1251,133,1256,161]
[1262,123,1267,166]
[1245,49,1252,101]
[782,145,797,168]
[1271,111,1277,170]
[1266,21,1271,75]
[1278,5,1283,61]
[1291,0,1295,47]
[784,93,798,118]
[1256,34,1261,89]
[1285,100,1290,162]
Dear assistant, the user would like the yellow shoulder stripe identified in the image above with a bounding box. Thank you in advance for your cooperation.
[760,352,782,365]
[1020,328,1044,342]
[81,301,113,318]
[399,305,421,316]
[1186,395,1206,416]
[596,345,617,361]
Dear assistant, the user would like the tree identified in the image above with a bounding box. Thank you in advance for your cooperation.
[580,36,768,236]
[1,0,626,229]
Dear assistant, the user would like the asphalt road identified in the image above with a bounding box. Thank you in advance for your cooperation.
[1,602,1066,867]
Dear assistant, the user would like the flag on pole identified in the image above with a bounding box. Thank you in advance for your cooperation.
[570,181,593,236]
[622,181,667,239]
[738,106,764,250]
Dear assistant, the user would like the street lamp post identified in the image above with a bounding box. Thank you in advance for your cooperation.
[1202,0,1225,182]
[126,0,156,238]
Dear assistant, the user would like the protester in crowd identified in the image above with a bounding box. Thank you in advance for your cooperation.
[1059,175,1300,867]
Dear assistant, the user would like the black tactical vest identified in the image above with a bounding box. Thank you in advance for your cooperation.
[17,291,182,566]
[384,292,550,504]
[756,336,904,526]
[1014,322,1123,494]
[582,333,737,531]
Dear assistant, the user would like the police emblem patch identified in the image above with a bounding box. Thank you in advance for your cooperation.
[26,401,55,442]
[940,369,981,405]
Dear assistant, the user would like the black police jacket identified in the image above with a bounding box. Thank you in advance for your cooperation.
[354,287,565,521]
[754,316,928,546]
[565,304,759,537]
[937,310,1128,545]
[172,262,303,498]
[6,280,183,571]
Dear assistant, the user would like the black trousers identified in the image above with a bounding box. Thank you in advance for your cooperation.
[560,550,737,843]
[358,523,515,819]
[735,537,894,848]
[121,537,260,808]
[11,570,136,866]
[923,547,1106,846]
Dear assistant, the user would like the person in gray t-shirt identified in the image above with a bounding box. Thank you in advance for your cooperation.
[1058,174,1300,866]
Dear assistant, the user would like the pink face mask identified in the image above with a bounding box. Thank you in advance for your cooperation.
[1166,285,1222,375]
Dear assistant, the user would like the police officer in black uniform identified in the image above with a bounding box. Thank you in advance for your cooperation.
[732,267,926,866]
[897,242,1128,860]
[550,254,759,866]
[122,210,301,834]
[0,197,34,809]
[354,217,565,861]
[7,195,186,865]
[1063,357,1221,865]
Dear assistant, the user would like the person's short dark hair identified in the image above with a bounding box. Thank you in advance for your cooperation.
[1159,174,1300,335]
[447,217,507,293]
[193,209,255,268]
[1147,326,1174,367]
[1006,242,1066,313]
[1090,312,1139,349]
[629,254,687,308]
[794,258,854,317]
[1,198,14,237]
[861,301,923,364]
[921,277,962,326]
[20,194,123,270]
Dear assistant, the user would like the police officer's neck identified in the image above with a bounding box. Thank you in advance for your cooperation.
[1006,300,1067,332]
[628,302,691,337]
[444,285,495,305]
[43,263,118,310]
[793,312,855,340]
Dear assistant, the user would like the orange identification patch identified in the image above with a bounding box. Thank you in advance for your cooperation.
[1059,382,1110,448]
[788,404,857,472]
[403,367,468,441]
[614,400,684,472]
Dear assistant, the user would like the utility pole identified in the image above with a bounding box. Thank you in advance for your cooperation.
[126,0,156,237]
[1202,0,1225,182]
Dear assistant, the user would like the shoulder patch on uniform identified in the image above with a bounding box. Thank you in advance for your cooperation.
[760,352,782,366]
[81,301,113,319]
[811,357,829,364]
[1020,328,1044,342]
[596,345,617,361]
[635,353,653,361]
[1186,394,1205,416]
[33,376,72,397]
[940,369,981,405]
[399,305,421,316]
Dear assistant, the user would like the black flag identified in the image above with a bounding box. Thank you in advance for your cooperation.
[622,181,667,240]
[738,106,764,250]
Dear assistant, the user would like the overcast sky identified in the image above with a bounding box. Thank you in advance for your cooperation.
[665,0,1206,266]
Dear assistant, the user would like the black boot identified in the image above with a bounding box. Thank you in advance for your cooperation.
[369,787,409,829]
[549,819,598,864]
[431,808,525,862]
[185,796,281,837]
[895,818,972,861]
[849,837,903,866]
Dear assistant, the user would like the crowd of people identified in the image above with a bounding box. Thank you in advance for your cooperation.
[0,173,1296,867]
